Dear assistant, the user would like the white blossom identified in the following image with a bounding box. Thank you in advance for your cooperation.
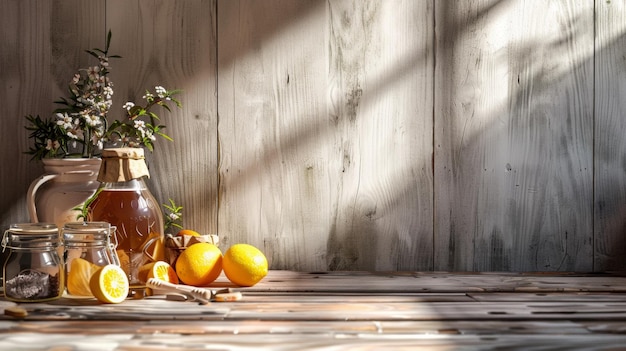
[155,86,167,98]
[56,113,73,129]
[66,131,79,140]
[134,120,146,129]
[103,86,113,99]
[87,66,100,80]
[84,114,102,127]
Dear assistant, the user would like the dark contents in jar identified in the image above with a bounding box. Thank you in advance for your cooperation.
[5,270,59,300]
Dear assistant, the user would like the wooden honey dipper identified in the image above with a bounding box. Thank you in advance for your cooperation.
[146,278,213,303]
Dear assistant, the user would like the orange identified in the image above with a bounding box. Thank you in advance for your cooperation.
[146,234,166,261]
[138,260,179,284]
[116,249,130,277]
[89,264,129,304]
[176,229,201,237]
[67,257,101,296]
[175,242,222,286]
[223,243,268,287]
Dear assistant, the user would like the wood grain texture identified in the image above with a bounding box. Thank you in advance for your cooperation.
[1,272,626,350]
[106,0,218,234]
[434,1,595,271]
[324,0,434,271]
[218,0,332,271]
[0,0,104,227]
[0,0,51,227]
[594,0,626,271]
[218,0,433,270]
[0,0,624,272]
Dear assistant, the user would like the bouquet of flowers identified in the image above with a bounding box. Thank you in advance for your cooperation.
[25,31,182,160]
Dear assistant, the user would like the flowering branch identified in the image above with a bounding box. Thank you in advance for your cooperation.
[24,30,182,160]
[107,86,182,151]
[162,198,183,231]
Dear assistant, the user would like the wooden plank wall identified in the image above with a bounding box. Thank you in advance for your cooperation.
[434,1,596,271]
[0,0,624,272]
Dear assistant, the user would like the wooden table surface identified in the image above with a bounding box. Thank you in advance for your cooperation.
[2,270,626,350]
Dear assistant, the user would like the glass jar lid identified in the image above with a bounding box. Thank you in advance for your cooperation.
[2,223,60,250]
[63,221,112,248]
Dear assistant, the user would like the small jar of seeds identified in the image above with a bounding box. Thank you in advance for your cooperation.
[2,223,65,302]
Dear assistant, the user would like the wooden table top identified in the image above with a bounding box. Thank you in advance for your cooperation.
[2,270,626,350]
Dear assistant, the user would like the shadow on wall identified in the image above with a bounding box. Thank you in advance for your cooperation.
[3,0,626,272]
[435,1,596,271]
[216,0,626,271]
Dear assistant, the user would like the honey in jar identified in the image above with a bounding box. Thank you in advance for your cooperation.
[87,148,164,286]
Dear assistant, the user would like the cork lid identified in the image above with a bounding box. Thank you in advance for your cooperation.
[97,148,150,182]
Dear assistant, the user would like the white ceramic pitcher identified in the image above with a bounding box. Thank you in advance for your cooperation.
[27,158,102,229]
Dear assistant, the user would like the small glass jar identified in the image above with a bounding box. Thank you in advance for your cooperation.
[2,223,64,302]
[63,222,118,266]
[63,222,119,296]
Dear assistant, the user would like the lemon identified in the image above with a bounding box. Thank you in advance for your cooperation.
[89,264,129,304]
[223,244,268,287]
[138,260,179,284]
[175,242,222,286]
[67,257,100,296]
[176,229,201,237]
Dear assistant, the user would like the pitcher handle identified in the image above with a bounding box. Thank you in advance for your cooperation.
[26,173,58,222]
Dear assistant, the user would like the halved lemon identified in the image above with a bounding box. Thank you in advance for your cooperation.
[89,264,129,304]
[138,260,179,284]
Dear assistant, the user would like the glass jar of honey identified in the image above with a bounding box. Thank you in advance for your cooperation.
[87,148,164,287]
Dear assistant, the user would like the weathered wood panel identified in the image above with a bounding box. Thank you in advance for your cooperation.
[594,0,626,271]
[217,0,330,271]
[106,0,218,234]
[1,0,624,272]
[0,0,104,225]
[218,0,433,270]
[2,272,626,350]
[434,1,595,271]
[324,0,434,271]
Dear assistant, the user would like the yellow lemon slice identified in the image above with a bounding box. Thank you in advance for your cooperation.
[138,261,179,284]
[89,264,129,304]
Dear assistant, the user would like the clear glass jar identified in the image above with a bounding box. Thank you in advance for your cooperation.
[63,222,120,296]
[2,223,64,302]
[86,148,164,286]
